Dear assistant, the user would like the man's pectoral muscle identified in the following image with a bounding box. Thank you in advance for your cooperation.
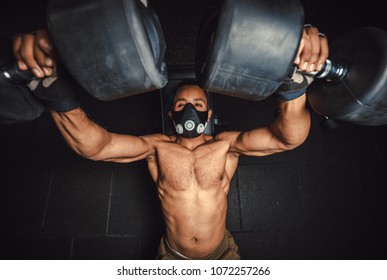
[147,139,239,258]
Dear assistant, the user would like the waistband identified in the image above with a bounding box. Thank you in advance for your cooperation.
[163,230,231,260]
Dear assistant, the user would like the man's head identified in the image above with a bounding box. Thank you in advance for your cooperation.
[168,82,212,138]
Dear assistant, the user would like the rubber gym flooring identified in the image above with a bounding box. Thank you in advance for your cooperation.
[0,0,386,260]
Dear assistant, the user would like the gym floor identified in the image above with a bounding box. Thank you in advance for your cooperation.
[0,0,386,260]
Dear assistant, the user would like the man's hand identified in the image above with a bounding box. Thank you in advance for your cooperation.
[12,29,57,78]
[276,25,329,101]
[11,29,81,112]
[294,25,329,73]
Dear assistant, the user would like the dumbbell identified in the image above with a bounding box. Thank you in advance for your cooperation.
[1,0,169,124]
[0,0,167,125]
[195,0,387,126]
[44,0,168,101]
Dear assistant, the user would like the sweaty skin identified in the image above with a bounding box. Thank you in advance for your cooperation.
[147,134,238,258]
[50,85,310,258]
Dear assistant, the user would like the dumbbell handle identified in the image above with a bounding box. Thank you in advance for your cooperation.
[4,58,347,85]
[299,59,348,83]
[1,63,36,83]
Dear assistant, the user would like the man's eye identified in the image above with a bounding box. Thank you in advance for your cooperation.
[195,103,203,107]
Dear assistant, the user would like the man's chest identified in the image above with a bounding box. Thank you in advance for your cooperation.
[151,141,233,187]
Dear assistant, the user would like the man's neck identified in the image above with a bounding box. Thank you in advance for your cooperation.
[176,134,208,150]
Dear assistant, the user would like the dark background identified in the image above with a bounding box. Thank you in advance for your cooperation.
[0,0,386,260]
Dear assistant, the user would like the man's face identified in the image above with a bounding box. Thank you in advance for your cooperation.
[172,85,209,112]
[168,85,213,138]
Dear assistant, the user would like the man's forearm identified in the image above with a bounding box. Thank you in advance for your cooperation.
[269,94,311,149]
[50,107,112,159]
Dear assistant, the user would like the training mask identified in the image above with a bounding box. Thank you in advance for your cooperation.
[171,103,208,138]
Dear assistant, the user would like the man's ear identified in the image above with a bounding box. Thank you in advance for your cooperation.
[168,111,173,121]
[207,109,213,122]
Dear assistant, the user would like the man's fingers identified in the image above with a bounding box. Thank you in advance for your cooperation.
[11,30,57,78]
[12,35,28,70]
[33,42,55,76]
[297,25,330,73]
[34,30,57,76]
[33,41,50,74]
[294,34,305,65]
[35,29,57,66]
[304,27,321,72]
[316,34,329,71]
[298,31,312,71]
[20,34,45,78]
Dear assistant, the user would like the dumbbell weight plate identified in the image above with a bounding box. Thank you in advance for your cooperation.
[196,0,304,101]
[47,0,167,101]
[307,26,387,126]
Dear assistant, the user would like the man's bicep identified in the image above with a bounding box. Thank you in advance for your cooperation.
[92,133,157,163]
[224,127,289,156]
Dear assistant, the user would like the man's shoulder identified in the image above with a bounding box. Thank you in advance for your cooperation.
[141,133,173,143]
[214,130,240,142]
